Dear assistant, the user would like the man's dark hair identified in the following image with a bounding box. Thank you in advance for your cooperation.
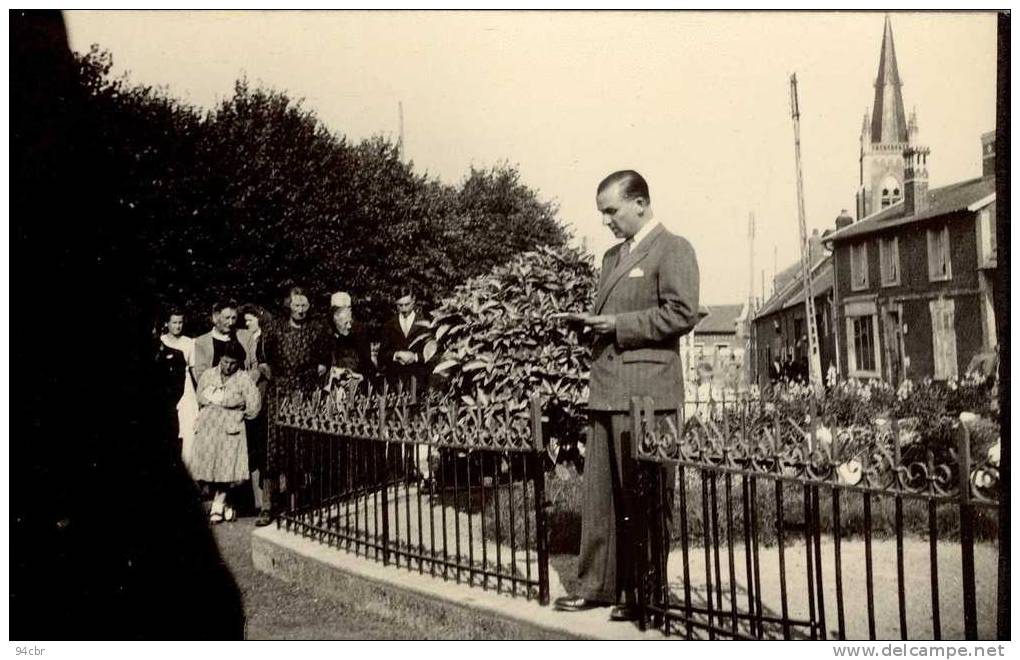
[597,170,650,203]
[396,287,416,302]
[211,299,238,315]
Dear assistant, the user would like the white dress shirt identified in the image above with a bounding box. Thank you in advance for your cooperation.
[399,312,416,337]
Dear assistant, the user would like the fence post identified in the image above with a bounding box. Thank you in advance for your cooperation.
[379,385,391,566]
[957,420,978,640]
[529,395,550,606]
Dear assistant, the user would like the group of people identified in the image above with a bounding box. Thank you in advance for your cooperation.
[153,168,701,626]
[154,287,431,527]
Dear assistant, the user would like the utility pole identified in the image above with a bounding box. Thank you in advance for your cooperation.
[789,73,823,388]
[748,212,756,313]
[746,212,756,387]
[772,245,778,297]
[397,101,405,160]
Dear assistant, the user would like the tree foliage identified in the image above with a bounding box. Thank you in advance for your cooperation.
[73,46,568,333]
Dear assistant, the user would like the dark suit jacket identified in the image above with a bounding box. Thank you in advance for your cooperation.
[378,313,431,391]
[588,223,700,411]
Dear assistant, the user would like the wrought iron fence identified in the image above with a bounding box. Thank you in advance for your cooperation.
[273,385,551,604]
[624,395,1001,640]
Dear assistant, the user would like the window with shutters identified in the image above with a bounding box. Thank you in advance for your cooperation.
[927,225,952,282]
[976,208,996,268]
[929,298,958,379]
[850,242,869,291]
[879,235,900,286]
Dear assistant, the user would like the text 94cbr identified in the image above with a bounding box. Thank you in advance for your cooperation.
[15,647,44,656]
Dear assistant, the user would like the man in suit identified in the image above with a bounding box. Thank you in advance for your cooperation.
[192,300,252,385]
[378,289,434,482]
[554,170,700,621]
[378,289,430,395]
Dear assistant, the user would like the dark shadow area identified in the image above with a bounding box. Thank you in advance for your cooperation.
[11,11,244,639]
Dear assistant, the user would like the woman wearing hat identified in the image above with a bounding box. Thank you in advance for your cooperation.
[324,291,376,395]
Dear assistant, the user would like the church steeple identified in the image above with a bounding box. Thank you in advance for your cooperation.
[856,15,916,220]
[869,15,908,145]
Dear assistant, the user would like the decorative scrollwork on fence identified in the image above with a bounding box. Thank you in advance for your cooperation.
[630,396,1000,502]
[276,388,541,452]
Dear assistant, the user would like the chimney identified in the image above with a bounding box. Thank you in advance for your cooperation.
[808,229,823,264]
[903,146,930,216]
[981,131,996,178]
[835,209,853,230]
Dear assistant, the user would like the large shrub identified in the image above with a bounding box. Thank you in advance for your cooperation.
[416,244,597,456]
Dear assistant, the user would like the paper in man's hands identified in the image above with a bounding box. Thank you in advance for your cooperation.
[549,312,590,324]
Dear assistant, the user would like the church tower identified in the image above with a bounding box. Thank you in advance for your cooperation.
[856,16,914,220]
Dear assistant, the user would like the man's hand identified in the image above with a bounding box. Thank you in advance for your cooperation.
[393,350,418,365]
[584,314,617,335]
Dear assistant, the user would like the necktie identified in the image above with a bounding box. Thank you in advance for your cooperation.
[620,239,632,260]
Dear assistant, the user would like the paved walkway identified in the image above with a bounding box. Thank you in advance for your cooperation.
[673,538,999,640]
[294,483,546,594]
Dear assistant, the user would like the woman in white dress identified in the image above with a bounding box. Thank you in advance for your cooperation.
[160,309,199,471]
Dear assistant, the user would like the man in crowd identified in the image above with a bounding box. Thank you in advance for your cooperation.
[260,286,326,525]
[378,289,434,483]
[554,170,700,622]
[378,289,430,395]
[192,300,250,384]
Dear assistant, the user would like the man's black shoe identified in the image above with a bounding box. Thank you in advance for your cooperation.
[554,596,607,612]
[609,605,640,622]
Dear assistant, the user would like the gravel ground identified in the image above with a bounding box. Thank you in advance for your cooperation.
[211,516,446,639]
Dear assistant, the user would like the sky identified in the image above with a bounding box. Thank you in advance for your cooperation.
[65,10,999,305]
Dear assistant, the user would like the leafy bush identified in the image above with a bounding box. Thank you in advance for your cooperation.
[416,244,597,458]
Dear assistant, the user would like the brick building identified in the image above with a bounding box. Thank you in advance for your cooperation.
[753,16,997,387]
[681,303,748,389]
[826,17,997,384]
[826,157,996,383]
[751,251,836,386]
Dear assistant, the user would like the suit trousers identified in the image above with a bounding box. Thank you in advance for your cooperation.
[576,411,633,603]
[576,410,673,604]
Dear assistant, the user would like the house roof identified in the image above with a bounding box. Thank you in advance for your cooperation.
[754,256,833,320]
[825,176,995,244]
[780,262,833,312]
[695,304,744,335]
[773,231,827,292]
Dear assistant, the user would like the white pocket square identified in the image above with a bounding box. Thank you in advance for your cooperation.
[628,267,644,278]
